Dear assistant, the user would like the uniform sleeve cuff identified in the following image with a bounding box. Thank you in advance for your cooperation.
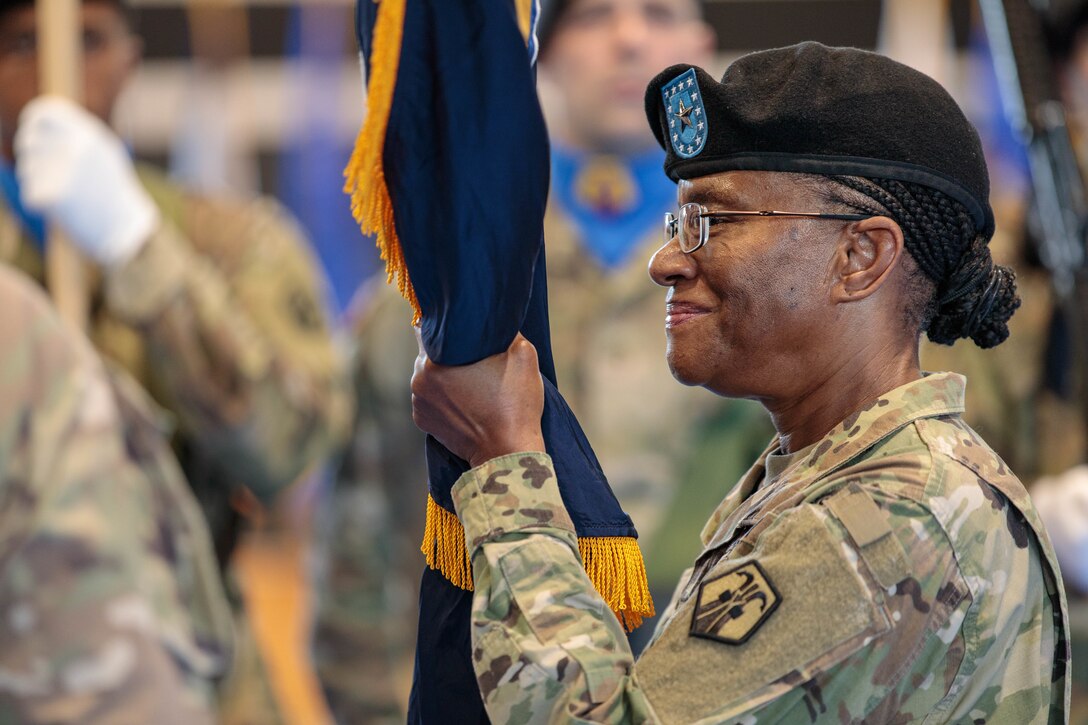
[104,222,190,323]
[452,452,577,553]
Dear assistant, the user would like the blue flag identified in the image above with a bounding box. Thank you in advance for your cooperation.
[345,1,653,721]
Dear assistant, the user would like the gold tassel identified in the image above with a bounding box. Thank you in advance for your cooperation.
[421,494,473,590]
[578,536,655,632]
[513,0,534,44]
[420,496,656,632]
[342,0,421,324]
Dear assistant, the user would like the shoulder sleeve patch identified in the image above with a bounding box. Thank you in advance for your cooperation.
[636,504,892,723]
[690,561,780,645]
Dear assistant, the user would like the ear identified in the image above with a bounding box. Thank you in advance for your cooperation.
[828,215,904,304]
[689,21,717,63]
[124,34,144,74]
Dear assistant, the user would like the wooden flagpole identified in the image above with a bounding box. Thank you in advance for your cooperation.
[37,0,88,329]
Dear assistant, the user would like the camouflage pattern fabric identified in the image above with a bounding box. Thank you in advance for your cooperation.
[313,278,423,723]
[0,165,353,723]
[920,200,1087,724]
[0,164,352,503]
[450,372,1070,723]
[0,264,233,724]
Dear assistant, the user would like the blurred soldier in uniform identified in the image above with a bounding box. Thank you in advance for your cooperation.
[0,263,233,724]
[0,0,352,721]
[411,43,1068,723]
[313,276,421,723]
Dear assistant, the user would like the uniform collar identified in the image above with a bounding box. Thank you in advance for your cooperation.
[549,144,675,270]
[700,372,966,546]
[0,159,46,250]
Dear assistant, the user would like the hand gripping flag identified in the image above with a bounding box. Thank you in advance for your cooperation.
[344,0,654,721]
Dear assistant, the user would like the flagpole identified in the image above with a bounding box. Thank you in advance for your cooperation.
[37,0,88,329]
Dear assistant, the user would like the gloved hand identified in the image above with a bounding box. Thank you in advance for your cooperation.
[15,96,160,267]
[1032,465,1088,594]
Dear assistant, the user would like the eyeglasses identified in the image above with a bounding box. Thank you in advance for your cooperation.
[664,202,871,253]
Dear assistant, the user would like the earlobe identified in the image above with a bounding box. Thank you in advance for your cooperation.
[695,22,718,58]
[831,216,904,303]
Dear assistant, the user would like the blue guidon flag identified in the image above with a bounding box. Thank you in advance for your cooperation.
[343,0,654,721]
[662,68,708,159]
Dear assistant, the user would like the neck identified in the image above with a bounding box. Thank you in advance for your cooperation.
[765,339,921,454]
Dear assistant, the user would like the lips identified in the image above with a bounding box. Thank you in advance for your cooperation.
[665,301,710,328]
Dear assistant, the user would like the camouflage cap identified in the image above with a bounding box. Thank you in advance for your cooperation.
[644,42,995,236]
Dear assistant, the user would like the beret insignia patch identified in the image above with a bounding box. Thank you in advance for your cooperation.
[690,561,780,645]
[661,68,707,159]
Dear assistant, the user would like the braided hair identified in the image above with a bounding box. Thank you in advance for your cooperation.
[817,176,1020,349]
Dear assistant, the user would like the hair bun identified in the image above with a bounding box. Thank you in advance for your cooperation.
[927,263,1020,348]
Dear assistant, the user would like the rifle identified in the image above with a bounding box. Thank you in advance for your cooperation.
[979,0,1088,432]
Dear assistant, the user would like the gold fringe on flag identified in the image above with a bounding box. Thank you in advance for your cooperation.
[421,494,473,591]
[421,495,656,632]
[578,536,655,631]
[342,0,421,324]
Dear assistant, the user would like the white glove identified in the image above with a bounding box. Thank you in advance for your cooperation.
[15,96,160,267]
[1032,465,1088,594]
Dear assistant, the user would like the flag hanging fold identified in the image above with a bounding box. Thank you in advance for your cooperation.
[345,0,654,721]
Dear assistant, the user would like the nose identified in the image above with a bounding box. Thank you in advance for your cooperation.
[612,8,652,54]
[649,235,696,288]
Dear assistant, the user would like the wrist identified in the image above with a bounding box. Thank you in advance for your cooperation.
[469,433,546,469]
[101,194,159,267]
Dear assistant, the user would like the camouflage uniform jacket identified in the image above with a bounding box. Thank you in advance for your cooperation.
[0,265,233,723]
[0,165,352,506]
[451,373,1070,724]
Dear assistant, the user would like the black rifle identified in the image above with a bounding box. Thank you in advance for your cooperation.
[979,0,1088,432]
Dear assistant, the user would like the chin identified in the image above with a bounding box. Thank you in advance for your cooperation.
[665,351,707,388]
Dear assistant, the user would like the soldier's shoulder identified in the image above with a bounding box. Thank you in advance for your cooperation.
[816,416,1026,577]
[0,264,96,383]
[850,413,1025,505]
[345,275,419,364]
[0,263,52,322]
[136,164,313,268]
[913,415,1029,506]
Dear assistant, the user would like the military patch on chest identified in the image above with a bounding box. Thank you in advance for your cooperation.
[689,561,780,645]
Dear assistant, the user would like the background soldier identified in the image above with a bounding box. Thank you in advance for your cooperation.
[0,262,233,724]
[0,0,352,720]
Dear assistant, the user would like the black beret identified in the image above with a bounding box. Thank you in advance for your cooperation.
[645,42,994,236]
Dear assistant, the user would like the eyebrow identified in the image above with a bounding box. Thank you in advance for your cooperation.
[686,187,746,208]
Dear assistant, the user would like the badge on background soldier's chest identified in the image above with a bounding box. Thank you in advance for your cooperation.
[690,561,780,645]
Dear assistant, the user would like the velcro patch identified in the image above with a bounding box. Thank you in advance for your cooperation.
[825,484,911,588]
[690,561,780,645]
